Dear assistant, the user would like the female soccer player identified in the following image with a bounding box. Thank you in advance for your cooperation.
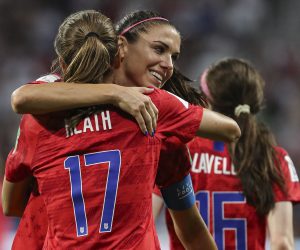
[153,58,300,250]
[3,10,239,249]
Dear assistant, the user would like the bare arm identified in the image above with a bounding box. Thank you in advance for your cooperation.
[11,83,158,134]
[198,109,241,143]
[2,176,32,217]
[169,204,217,250]
[152,193,164,221]
[267,201,294,250]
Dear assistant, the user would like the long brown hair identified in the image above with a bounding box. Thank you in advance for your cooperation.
[53,10,118,127]
[204,58,286,216]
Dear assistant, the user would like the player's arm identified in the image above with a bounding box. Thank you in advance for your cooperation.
[198,108,241,143]
[2,176,32,217]
[169,205,217,250]
[267,201,294,250]
[158,174,217,250]
[11,82,158,134]
[153,188,217,250]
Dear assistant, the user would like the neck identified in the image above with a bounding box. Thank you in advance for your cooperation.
[111,67,134,87]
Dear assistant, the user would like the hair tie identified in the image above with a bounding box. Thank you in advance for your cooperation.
[120,17,169,36]
[85,32,100,40]
[199,69,212,100]
[234,104,250,117]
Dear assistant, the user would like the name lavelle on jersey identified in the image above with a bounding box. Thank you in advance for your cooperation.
[65,111,112,138]
[191,152,237,176]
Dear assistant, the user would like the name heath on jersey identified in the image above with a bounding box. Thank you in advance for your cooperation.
[65,111,112,137]
[191,153,236,175]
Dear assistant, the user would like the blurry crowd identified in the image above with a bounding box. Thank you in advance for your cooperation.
[0,0,299,244]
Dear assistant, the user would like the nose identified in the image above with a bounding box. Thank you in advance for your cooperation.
[160,54,173,70]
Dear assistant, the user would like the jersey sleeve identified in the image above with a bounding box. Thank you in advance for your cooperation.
[155,137,191,188]
[5,116,38,182]
[273,147,300,204]
[154,89,203,144]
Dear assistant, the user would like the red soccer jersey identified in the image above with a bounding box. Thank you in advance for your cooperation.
[5,88,203,250]
[11,74,59,250]
[165,137,300,250]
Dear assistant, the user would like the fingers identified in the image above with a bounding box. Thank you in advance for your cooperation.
[116,86,158,136]
[134,87,158,134]
[133,111,148,136]
[138,87,155,94]
[144,97,158,134]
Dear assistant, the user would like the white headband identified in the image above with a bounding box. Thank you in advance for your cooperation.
[234,104,250,117]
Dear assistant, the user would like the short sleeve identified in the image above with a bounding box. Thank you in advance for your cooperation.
[155,137,191,188]
[5,116,37,182]
[273,147,300,204]
[154,89,203,144]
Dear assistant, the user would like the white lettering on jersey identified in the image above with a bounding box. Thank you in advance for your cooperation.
[284,155,299,182]
[167,92,189,109]
[35,74,60,83]
[101,110,112,130]
[65,111,112,137]
[191,152,236,175]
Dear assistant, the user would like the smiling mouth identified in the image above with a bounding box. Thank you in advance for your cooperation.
[150,70,163,84]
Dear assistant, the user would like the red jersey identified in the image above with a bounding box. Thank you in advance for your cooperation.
[165,137,300,250]
[11,75,61,250]
[5,88,202,250]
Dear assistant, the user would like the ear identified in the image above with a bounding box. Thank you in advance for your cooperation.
[117,36,129,61]
[58,56,67,73]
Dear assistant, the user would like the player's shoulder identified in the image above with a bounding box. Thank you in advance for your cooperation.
[20,114,43,134]
[149,88,190,110]
[274,146,288,157]
[274,146,299,182]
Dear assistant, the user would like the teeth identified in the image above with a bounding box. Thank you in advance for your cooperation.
[150,71,163,82]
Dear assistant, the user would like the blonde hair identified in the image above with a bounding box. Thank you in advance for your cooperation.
[54,10,117,83]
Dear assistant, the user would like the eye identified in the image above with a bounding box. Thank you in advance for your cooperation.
[172,54,179,62]
[153,45,165,54]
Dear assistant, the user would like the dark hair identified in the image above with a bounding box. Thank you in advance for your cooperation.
[115,10,176,42]
[163,68,207,107]
[116,10,207,107]
[204,58,286,215]
[53,10,118,127]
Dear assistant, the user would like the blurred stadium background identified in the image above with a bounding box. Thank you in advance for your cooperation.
[0,0,299,249]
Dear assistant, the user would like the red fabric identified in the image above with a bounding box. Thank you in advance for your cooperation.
[165,137,300,250]
[5,88,202,249]
[0,180,14,249]
[12,194,48,250]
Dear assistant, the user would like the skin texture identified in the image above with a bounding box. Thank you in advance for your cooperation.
[114,24,180,88]
[267,202,294,250]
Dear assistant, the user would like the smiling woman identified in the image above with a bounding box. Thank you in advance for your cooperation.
[114,11,181,88]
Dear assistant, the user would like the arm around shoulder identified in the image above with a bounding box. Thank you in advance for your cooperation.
[197,109,241,143]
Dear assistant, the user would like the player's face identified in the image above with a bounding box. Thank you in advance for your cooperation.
[121,24,181,88]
